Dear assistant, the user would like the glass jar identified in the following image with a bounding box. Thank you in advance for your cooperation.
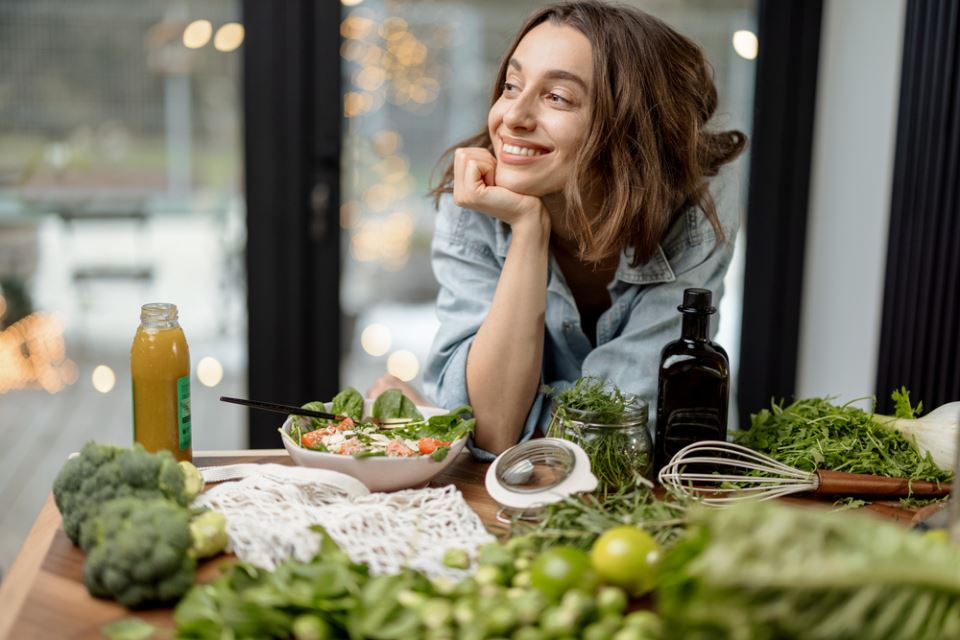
[547,398,652,494]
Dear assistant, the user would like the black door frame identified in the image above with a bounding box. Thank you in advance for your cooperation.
[242,0,341,447]
[737,0,823,423]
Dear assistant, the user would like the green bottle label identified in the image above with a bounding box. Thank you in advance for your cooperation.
[177,375,192,450]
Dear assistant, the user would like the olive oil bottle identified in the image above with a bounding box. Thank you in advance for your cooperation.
[653,288,729,475]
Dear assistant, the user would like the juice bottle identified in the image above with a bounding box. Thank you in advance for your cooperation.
[653,288,729,475]
[130,302,192,462]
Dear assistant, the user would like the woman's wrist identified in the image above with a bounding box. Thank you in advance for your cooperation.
[509,200,551,244]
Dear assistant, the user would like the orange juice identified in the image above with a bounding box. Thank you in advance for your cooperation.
[130,303,192,462]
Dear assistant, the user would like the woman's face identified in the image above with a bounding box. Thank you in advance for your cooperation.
[488,22,593,198]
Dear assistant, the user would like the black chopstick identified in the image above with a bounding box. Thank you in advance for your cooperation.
[219,396,343,421]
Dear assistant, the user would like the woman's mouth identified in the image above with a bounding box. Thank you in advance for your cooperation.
[499,140,551,165]
[502,143,546,157]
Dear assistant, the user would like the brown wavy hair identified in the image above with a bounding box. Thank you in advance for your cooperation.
[430,0,747,265]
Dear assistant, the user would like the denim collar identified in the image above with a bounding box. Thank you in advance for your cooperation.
[493,220,676,286]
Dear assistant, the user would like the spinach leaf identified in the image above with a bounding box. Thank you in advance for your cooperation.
[300,401,331,431]
[372,389,424,421]
[331,387,365,422]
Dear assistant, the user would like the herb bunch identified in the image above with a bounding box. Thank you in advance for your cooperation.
[544,377,653,493]
[733,395,950,483]
[508,481,687,551]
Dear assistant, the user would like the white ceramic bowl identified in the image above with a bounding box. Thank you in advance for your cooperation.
[279,400,468,492]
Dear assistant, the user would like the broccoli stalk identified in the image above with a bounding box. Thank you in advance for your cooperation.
[52,442,203,547]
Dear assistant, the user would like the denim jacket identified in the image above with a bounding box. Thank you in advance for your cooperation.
[422,176,739,461]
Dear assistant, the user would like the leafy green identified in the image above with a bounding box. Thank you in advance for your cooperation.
[733,396,950,483]
[372,388,424,421]
[101,618,159,640]
[332,387,365,422]
[175,526,659,639]
[657,500,960,639]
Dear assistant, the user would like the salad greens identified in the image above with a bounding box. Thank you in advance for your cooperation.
[733,392,951,483]
[372,388,424,421]
[285,388,474,462]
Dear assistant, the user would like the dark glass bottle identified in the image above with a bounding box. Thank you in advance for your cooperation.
[653,288,729,475]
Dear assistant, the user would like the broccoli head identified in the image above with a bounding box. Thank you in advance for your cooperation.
[53,442,202,547]
[82,497,197,608]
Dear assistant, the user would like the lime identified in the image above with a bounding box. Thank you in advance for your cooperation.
[590,526,660,596]
[529,546,597,601]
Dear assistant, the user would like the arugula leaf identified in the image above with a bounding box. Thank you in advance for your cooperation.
[372,389,424,421]
[734,395,949,483]
[892,386,923,419]
[331,387,365,422]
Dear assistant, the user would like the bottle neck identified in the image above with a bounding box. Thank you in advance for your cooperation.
[681,312,710,341]
[140,303,179,330]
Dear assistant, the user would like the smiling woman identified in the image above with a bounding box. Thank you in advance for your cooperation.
[373,0,747,459]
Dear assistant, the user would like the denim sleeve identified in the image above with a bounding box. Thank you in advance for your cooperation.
[422,197,542,461]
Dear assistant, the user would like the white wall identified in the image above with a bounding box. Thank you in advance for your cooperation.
[796,0,906,406]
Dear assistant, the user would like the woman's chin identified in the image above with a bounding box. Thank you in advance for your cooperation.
[494,170,551,197]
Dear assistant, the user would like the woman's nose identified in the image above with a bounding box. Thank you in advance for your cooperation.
[503,93,537,130]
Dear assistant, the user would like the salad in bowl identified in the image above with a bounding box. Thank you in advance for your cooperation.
[279,387,475,491]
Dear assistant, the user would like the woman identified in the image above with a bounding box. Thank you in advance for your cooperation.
[371,1,746,459]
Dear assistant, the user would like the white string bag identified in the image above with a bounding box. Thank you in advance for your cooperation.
[196,464,495,578]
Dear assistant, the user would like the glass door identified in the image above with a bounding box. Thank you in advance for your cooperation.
[0,0,247,574]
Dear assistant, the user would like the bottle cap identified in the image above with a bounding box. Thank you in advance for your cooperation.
[678,288,716,314]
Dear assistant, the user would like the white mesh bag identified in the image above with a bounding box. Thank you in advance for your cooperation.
[197,463,495,577]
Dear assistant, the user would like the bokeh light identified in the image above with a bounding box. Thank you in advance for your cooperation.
[387,350,419,382]
[733,30,758,60]
[214,23,244,52]
[92,365,116,394]
[183,20,213,49]
[361,323,392,356]
[197,356,224,387]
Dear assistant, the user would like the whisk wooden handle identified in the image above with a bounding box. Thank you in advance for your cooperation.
[815,470,951,497]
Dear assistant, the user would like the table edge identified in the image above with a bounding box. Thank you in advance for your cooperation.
[0,494,60,640]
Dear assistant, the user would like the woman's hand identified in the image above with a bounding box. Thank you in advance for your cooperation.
[452,148,548,233]
[366,374,428,407]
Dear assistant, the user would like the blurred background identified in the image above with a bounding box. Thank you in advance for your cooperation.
[2,0,958,581]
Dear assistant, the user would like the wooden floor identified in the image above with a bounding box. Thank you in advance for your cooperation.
[0,352,247,582]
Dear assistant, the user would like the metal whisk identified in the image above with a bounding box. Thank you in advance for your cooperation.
[658,440,951,505]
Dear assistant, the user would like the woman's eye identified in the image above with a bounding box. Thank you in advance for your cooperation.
[502,82,519,94]
[546,93,570,105]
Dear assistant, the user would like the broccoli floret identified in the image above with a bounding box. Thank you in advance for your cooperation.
[53,442,202,547]
[82,497,197,608]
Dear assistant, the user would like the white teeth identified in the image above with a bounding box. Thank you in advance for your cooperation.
[503,143,545,157]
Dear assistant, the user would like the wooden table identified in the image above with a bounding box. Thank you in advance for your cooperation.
[0,449,497,640]
[0,449,943,639]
